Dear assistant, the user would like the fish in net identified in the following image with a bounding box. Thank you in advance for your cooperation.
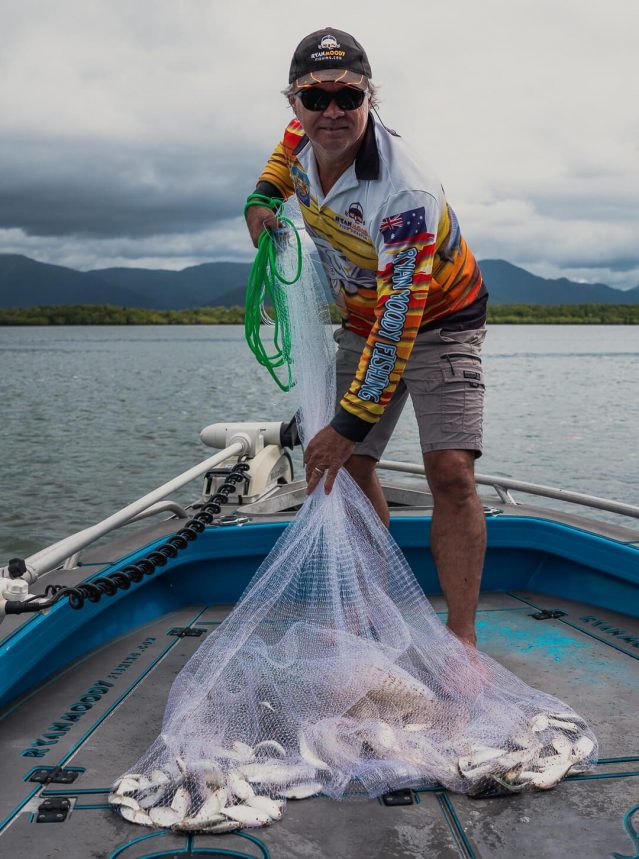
[109,212,597,833]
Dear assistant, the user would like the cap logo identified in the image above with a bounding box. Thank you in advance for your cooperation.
[318,35,340,50]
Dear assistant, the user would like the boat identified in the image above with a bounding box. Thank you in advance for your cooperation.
[1,418,638,859]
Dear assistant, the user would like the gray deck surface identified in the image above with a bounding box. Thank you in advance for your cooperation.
[1,593,638,859]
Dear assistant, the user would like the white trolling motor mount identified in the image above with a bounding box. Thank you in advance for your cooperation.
[199,418,299,506]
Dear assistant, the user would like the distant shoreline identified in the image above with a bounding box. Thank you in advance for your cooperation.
[0,303,638,325]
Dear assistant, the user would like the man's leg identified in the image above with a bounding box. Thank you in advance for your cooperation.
[424,449,486,647]
[344,454,390,527]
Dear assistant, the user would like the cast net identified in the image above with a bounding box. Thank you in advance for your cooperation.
[109,210,597,833]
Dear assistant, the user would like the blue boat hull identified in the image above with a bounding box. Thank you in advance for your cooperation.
[2,514,638,710]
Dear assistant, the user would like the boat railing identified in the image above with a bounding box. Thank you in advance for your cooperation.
[377,459,639,521]
[61,501,190,570]
[0,422,291,595]
[0,442,245,588]
[3,437,638,598]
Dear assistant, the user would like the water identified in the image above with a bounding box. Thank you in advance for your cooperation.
[0,325,637,559]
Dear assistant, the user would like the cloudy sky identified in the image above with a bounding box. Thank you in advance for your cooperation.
[1,0,637,288]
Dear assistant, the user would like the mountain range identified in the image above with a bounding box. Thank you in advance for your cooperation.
[0,254,638,309]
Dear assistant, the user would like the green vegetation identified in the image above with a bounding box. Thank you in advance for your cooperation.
[487,304,639,324]
[0,302,637,326]
[0,304,246,325]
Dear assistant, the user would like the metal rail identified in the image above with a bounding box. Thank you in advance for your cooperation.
[377,460,639,521]
[60,501,190,571]
[1,442,244,586]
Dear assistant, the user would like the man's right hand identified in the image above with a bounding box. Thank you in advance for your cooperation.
[245,205,280,248]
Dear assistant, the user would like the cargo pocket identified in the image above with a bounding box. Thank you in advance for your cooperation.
[439,326,487,351]
[439,354,485,435]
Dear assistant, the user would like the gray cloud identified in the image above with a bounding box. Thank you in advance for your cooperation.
[0,135,260,238]
[0,0,637,287]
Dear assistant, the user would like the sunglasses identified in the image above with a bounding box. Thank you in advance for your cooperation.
[296,87,367,112]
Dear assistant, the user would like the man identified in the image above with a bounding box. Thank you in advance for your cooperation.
[245,28,488,648]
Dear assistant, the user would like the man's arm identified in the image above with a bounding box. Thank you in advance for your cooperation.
[330,192,441,442]
[304,192,441,496]
[245,130,299,247]
[246,181,283,248]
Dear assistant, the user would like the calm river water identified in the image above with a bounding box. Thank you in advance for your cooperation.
[1,324,637,558]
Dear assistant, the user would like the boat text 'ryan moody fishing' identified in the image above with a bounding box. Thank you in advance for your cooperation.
[21,637,156,757]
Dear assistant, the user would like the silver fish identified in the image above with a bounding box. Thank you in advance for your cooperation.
[551,734,573,756]
[221,804,272,827]
[299,732,329,771]
[174,812,226,831]
[246,795,285,820]
[108,793,139,810]
[150,769,170,785]
[149,806,182,827]
[522,760,573,789]
[198,818,241,833]
[195,788,228,819]
[254,740,287,758]
[459,745,506,767]
[547,717,580,733]
[366,721,396,752]
[189,759,224,781]
[278,781,323,799]
[228,771,255,802]
[459,748,533,781]
[171,786,190,817]
[529,713,550,733]
[572,735,595,761]
[241,762,314,785]
[114,776,140,795]
[548,711,587,726]
[138,787,169,810]
[120,805,153,826]
[113,773,141,788]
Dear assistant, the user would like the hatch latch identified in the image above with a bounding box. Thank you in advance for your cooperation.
[29,766,81,785]
[530,610,567,620]
[382,788,414,806]
[168,627,206,637]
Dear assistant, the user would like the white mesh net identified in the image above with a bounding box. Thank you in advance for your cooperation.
[109,213,597,833]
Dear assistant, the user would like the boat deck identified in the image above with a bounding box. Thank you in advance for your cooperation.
[1,590,638,859]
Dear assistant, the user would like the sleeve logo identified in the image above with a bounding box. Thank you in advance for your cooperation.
[380,206,431,246]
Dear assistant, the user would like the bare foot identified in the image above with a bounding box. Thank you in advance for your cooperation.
[447,623,477,649]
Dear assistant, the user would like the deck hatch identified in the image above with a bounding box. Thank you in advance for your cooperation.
[167,627,206,638]
[29,766,82,785]
[36,796,71,823]
[381,788,415,806]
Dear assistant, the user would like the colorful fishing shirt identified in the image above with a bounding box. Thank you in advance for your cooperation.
[256,115,487,442]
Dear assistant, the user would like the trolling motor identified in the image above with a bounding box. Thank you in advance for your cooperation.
[199,418,300,505]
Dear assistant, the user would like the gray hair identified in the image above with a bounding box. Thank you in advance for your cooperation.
[283,81,380,110]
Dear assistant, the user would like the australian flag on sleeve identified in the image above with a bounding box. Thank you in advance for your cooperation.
[379,206,432,247]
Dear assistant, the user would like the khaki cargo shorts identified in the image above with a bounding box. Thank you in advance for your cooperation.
[334,325,487,460]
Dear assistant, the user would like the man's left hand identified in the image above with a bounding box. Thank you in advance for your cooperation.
[304,425,355,495]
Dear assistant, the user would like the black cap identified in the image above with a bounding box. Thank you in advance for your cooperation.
[289,28,372,90]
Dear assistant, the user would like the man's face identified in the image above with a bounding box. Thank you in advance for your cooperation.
[291,82,369,155]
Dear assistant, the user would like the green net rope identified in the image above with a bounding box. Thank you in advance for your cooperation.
[243,194,302,392]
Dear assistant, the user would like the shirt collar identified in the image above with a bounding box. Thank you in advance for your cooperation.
[355,115,379,180]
